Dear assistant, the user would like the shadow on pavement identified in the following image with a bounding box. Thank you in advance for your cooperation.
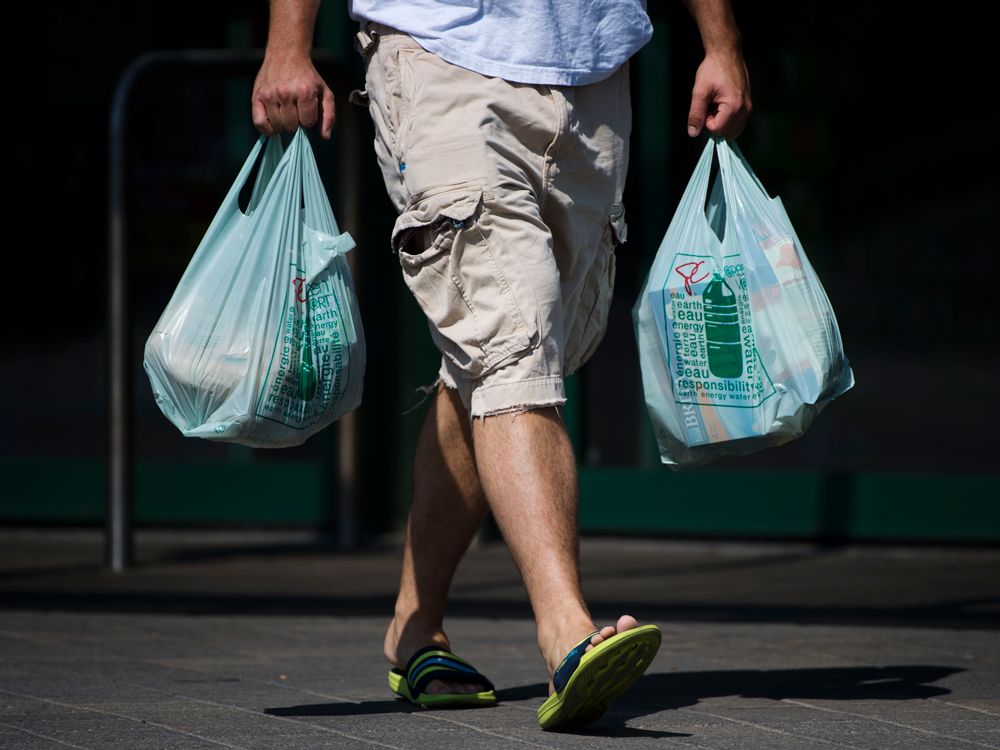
[265,664,959,738]
[623,664,959,706]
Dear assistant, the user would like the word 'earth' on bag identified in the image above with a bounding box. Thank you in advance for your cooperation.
[143,128,365,448]
[634,136,854,468]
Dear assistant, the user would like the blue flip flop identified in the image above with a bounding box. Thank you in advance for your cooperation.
[537,624,662,730]
[388,645,497,708]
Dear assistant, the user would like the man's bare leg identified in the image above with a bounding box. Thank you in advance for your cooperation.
[383,382,489,694]
[472,407,640,692]
[384,388,639,695]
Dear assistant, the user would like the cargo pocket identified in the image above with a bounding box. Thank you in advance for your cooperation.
[392,186,537,378]
[564,203,627,375]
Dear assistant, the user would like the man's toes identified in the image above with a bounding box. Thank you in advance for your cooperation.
[586,624,617,651]
[616,614,640,633]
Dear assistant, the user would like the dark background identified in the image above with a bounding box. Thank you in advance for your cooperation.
[3,2,996,538]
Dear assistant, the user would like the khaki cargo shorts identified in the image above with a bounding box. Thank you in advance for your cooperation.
[351,21,631,418]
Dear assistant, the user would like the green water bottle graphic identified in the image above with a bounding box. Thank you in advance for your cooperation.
[298,315,317,401]
[703,272,743,378]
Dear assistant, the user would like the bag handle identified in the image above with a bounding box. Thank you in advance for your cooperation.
[671,137,719,227]
[292,128,345,236]
[244,133,286,215]
[212,134,267,220]
[732,140,771,198]
[715,137,771,200]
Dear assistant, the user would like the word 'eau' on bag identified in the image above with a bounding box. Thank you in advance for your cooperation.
[144,127,365,448]
[634,136,854,468]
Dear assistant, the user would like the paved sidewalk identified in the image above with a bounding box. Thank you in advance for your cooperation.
[1,529,998,749]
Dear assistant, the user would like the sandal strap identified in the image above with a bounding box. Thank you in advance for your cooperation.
[552,630,601,694]
[405,646,495,698]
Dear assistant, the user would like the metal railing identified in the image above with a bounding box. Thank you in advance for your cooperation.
[107,50,361,570]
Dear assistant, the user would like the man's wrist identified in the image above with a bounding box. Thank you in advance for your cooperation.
[702,31,742,58]
[263,45,313,65]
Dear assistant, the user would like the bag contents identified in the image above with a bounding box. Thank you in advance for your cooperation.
[144,128,365,448]
[633,136,854,467]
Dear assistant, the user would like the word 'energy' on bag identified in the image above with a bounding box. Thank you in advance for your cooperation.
[633,136,854,468]
[144,128,365,448]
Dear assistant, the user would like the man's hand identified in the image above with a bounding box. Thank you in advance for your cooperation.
[252,54,335,140]
[680,0,751,140]
[687,49,752,140]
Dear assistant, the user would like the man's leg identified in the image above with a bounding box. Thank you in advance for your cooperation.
[383,382,489,694]
[472,406,638,691]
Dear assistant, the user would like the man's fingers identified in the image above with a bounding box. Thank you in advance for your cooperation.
[280,92,302,132]
[264,101,283,133]
[706,100,734,137]
[706,96,751,139]
[250,69,335,137]
[252,97,273,136]
[321,86,336,140]
[687,89,710,137]
[297,88,320,131]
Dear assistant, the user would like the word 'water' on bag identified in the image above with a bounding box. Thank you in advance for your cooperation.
[144,128,365,448]
[633,136,854,468]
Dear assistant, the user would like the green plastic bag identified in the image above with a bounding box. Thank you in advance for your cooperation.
[634,137,854,467]
[144,128,365,448]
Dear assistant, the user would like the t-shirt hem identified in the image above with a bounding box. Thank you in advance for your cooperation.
[406,34,627,86]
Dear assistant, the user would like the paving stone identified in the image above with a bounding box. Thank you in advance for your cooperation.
[0,530,997,749]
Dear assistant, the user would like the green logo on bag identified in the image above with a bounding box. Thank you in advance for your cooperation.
[660,252,776,414]
[293,276,317,402]
[703,272,743,378]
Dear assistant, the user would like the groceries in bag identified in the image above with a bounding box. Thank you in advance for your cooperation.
[144,128,365,448]
[633,136,854,467]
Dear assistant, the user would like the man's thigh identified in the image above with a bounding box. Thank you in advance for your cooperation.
[356,23,629,418]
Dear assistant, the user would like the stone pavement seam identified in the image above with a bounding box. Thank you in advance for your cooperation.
[928,699,1000,719]
[123,685,405,750]
[151,666,363,707]
[137,623,566,747]
[489,701,537,713]
[0,687,245,749]
[781,699,1000,749]
[195,662,560,748]
[0,720,93,750]
[410,712,557,749]
[678,706,868,749]
[138,652,558,748]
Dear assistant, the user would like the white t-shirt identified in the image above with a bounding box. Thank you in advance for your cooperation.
[348,1,653,86]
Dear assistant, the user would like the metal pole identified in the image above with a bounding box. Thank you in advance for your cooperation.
[336,97,363,549]
[106,53,150,572]
[106,50,351,569]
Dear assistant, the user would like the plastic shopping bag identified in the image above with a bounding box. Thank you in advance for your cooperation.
[633,136,854,468]
[144,127,365,448]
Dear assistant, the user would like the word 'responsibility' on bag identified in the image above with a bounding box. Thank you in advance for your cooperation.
[144,128,365,448]
[634,136,854,468]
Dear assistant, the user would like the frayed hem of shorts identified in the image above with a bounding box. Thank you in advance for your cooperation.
[471,398,567,421]
[400,376,447,416]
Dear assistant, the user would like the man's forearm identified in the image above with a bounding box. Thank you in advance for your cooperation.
[264,0,322,61]
[681,0,742,55]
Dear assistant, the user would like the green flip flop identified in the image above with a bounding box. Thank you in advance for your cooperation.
[388,645,497,708]
[537,624,662,730]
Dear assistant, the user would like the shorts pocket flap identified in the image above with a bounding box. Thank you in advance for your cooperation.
[403,135,489,197]
[609,203,628,245]
[391,187,483,256]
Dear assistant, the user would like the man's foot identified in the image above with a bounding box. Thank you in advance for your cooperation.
[536,617,661,730]
[384,615,484,695]
[543,614,640,695]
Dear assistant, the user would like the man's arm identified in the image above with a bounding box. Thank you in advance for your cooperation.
[252,0,336,139]
[681,0,752,140]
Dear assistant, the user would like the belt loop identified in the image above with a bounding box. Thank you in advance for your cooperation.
[353,24,379,58]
